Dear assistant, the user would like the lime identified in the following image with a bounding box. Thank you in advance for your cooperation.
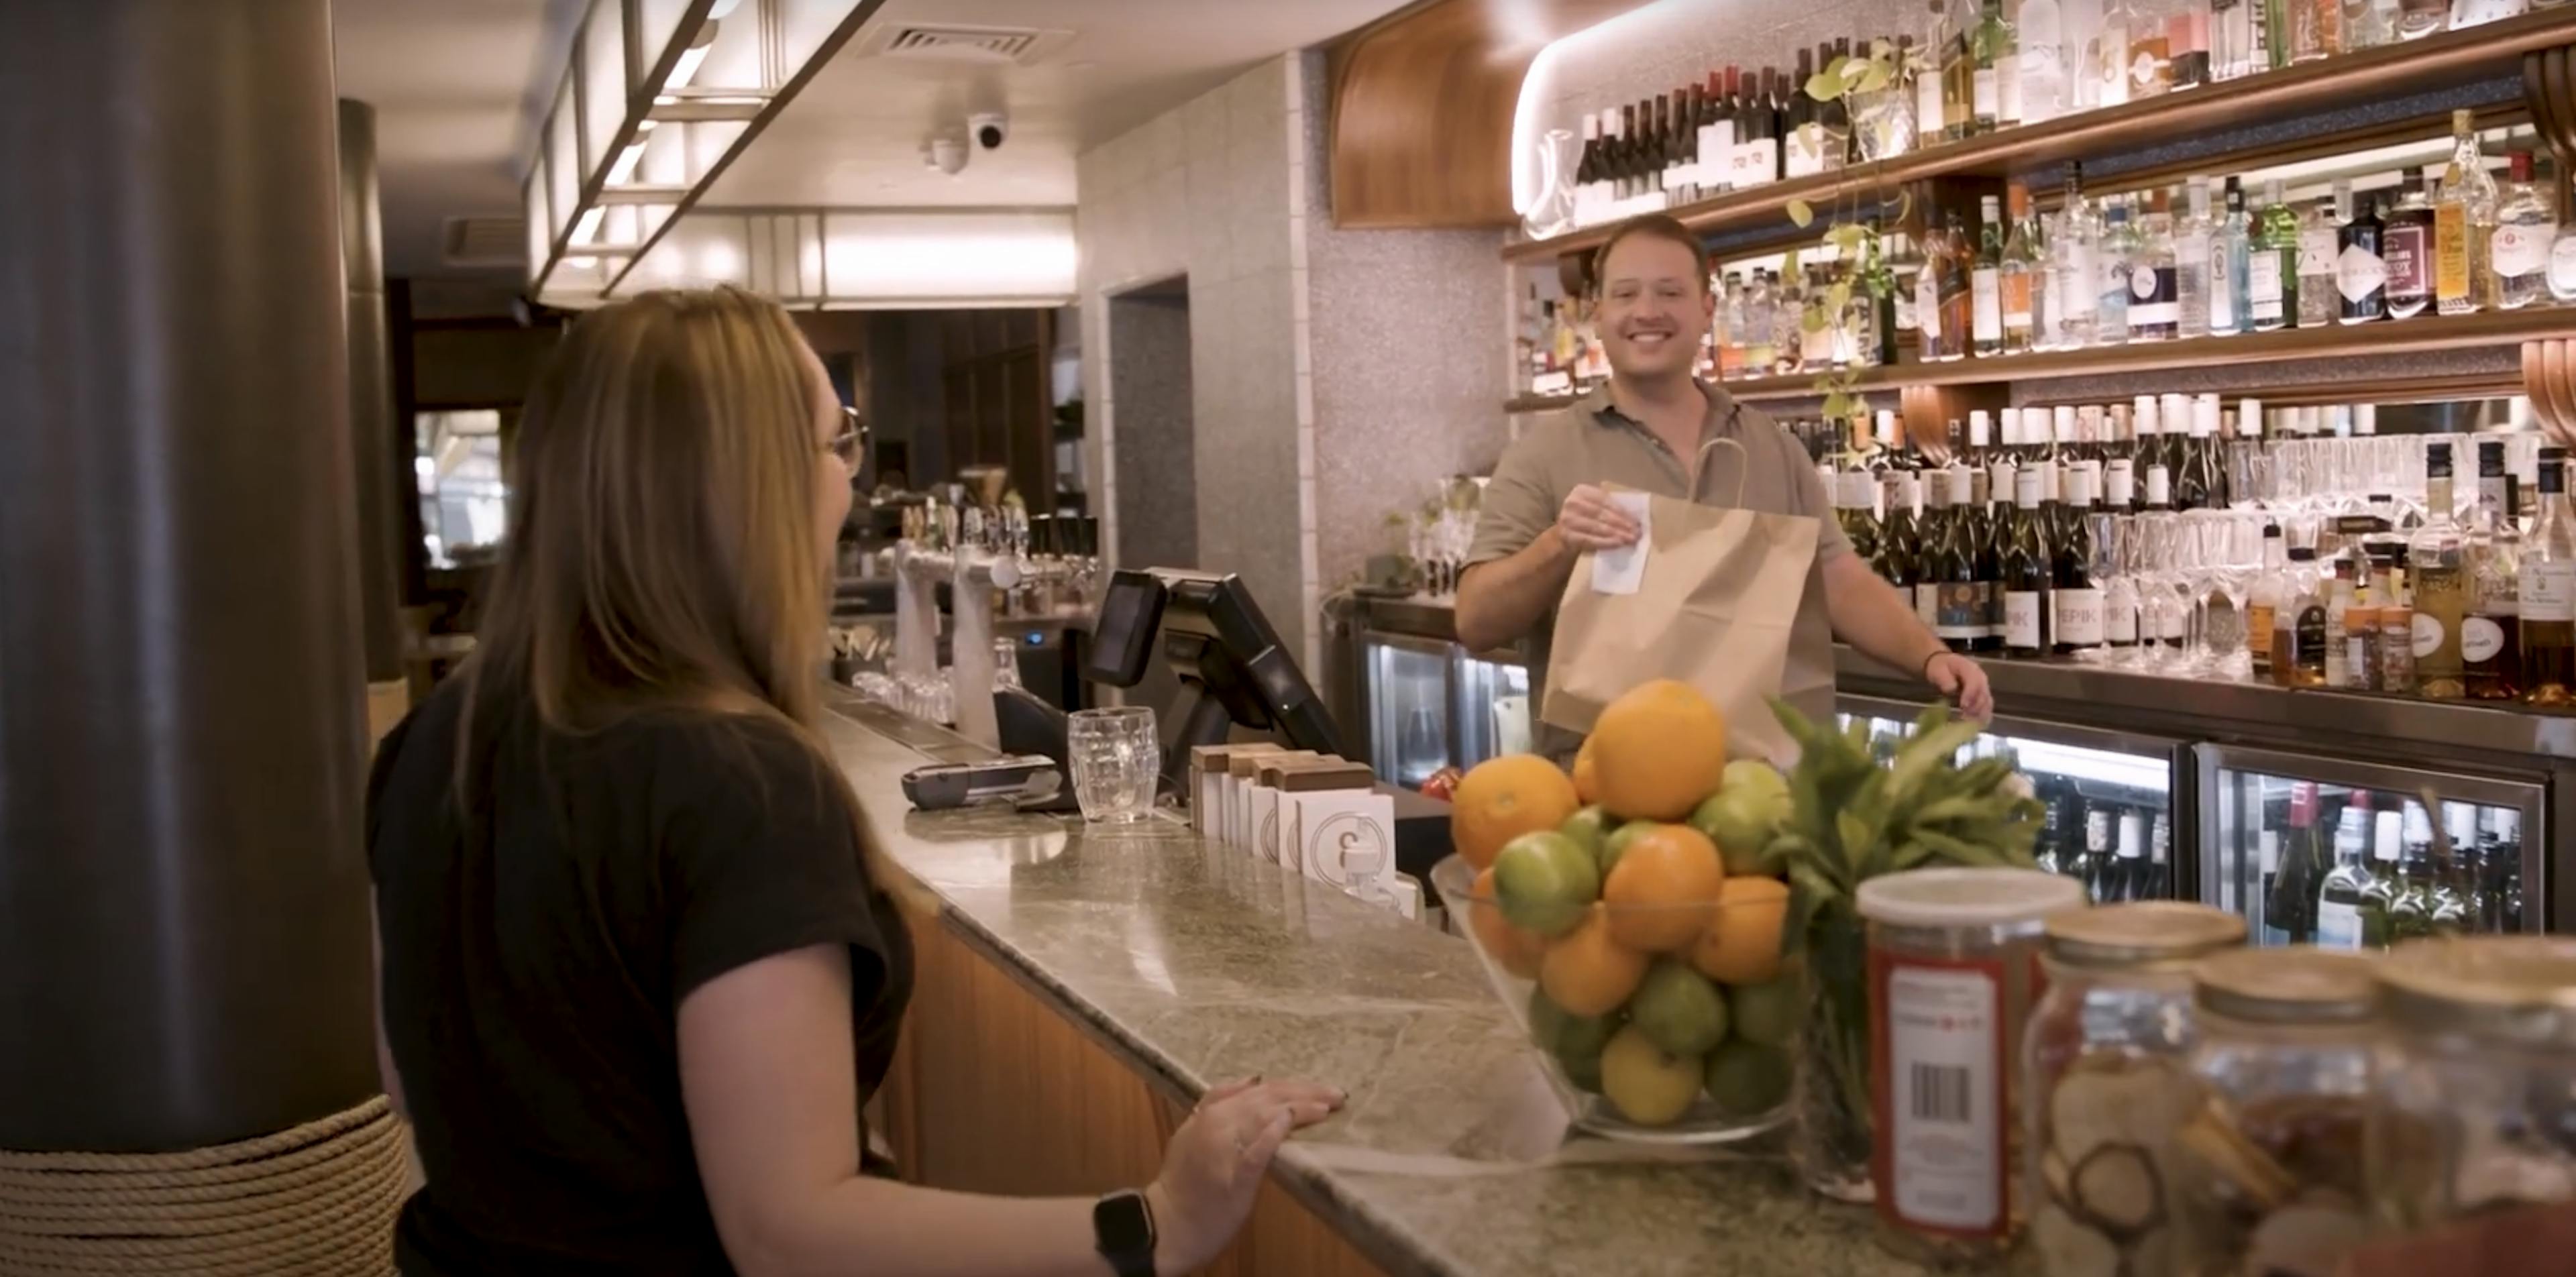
[1629,960,1728,1056]
[1598,820,1660,877]
[1491,831,1599,936]
[1703,1040,1792,1117]
[1527,987,1617,1093]
[1599,1025,1703,1126]
[1690,761,1792,876]
[1558,805,1613,863]
[1727,975,1802,1048]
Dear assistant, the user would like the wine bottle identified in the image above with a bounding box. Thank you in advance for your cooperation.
[2414,442,2469,698]
[2468,438,2523,701]
[2053,463,2103,655]
[2526,447,2576,706]
[2384,166,2435,320]
[1934,467,1984,652]
[2003,467,2050,657]
[1974,193,2006,357]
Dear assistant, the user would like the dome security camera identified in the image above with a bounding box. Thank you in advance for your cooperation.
[926,137,967,176]
[970,111,1008,150]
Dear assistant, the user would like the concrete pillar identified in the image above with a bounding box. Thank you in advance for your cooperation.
[0,0,378,1150]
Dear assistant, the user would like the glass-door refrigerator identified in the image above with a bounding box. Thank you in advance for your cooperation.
[2196,745,2543,949]
[1839,695,2186,903]
[1357,632,1532,787]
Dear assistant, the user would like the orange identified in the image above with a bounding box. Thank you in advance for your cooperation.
[1589,679,1728,821]
[1451,754,1581,871]
[1571,738,1601,806]
[1540,905,1650,1017]
[1690,876,1792,986]
[1466,867,1546,979]
[1601,824,1727,952]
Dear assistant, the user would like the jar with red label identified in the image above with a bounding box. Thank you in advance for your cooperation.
[1854,867,2088,1266]
[2023,901,2247,1276]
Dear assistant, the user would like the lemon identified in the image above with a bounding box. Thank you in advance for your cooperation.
[1690,761,1792,876]
[1599,1026,1703,1127]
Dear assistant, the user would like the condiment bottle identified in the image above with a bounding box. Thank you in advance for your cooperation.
[2380,602,2417,694]
[2173,948,2381,1277]
[1858,868,2087,1265]
[2025,903,2249,1276]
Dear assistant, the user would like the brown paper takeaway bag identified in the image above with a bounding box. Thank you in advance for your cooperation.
[1538,463,1818,765]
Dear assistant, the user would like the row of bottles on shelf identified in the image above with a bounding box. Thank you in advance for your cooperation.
[1554,0,2548,233]
[1519,119,2569,396]
[2253,439,2576,706]
[2257,781,2524,946]
[1821,398,2576,707]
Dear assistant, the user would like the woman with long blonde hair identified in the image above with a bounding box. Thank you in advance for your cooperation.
[367,287,1340,1276]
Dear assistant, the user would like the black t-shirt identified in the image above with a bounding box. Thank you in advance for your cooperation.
[367,680,912,1275]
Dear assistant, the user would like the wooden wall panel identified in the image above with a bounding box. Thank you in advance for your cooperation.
[875,917,1391,1277]
[1327,0,1648,229]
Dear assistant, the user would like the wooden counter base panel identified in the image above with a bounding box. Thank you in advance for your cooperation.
[873,914,1392,1277]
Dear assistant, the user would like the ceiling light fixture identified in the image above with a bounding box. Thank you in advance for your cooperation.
[667,19,720,93]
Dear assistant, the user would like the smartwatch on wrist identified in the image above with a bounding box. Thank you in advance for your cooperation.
[1093,1189,1157,1277]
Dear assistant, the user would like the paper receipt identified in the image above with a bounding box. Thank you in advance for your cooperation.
[1588,492,1651,595]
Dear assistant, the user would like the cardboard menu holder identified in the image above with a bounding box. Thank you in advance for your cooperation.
[1289,781,1397,891]
[1254,758,1373,867]
[1189,743,1281,840]
[1227,748,1311,850]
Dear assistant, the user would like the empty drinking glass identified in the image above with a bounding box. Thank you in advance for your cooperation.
[1067,706,1159,823]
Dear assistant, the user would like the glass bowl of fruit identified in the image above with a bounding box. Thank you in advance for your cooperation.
[1431,812,1799,1144]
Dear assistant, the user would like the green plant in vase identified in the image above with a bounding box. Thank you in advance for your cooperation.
[1764,699,2043,1201]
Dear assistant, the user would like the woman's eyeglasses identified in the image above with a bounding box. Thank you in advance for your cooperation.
[826,405,867,468]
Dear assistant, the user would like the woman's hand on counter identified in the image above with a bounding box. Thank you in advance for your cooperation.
[1924,651,1994,723]
[1146,1076,1345,1275]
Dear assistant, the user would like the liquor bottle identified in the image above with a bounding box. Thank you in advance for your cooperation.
[2286,0,2342,61]
[2054,465,2104,655]
[1937,208,1976,362]
[2251,178,2300,332]
[2166,0,2214,87]
[1933,469,1984,651]
[2435,109,2499,317]
[2122,0,2174,99]
[1972,0,2020,133]
[1740,76,1780,188]
[1915,211,1949,362]
[2350,0,2399,49]
[2493,151,2557,311]
[2094,0,2138,107]
[2098,198,2138,344]
[2468,438,2524,700]
[1974,194,2007,357]
[2277,545,2328,686]
[2553,209,2576,304]
[2199,177,2240,337]
[2314,804,2374,950]
[2002,182,2041,353]
[2002,468,2049,657]
[2267,781,2323,942]
[2383,166,2436,320]
[2357,809,2406,948]
[2338,190,2389,324]
[2414,441,2469,698]
[1943,0,1978,143]
[2398,0,2449,40]
[2247,522,2286,677]
[2021,0,2068,123]
[1783,51,1820,178]
[2212,0,2258,79]
[1919,0,1955,150]
[2056,164,2102,348]
[2297,183,2347,329]
[2524,448,2576,706]
[2129,188,2182,341]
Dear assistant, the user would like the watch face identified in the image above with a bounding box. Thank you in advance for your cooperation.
[1094,1191,1155,1254]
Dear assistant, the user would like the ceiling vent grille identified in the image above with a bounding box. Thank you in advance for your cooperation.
[853,23,1072,65]
[441,216,527,268]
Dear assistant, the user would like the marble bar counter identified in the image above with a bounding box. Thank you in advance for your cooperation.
[819,693,1950,1277]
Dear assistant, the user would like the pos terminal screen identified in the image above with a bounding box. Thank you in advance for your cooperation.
[1085,571,1163,687]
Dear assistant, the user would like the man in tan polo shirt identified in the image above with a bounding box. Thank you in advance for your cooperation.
[1459,214,1990,753]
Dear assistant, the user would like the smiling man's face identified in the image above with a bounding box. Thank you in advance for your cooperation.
[1595,231,1712,382]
